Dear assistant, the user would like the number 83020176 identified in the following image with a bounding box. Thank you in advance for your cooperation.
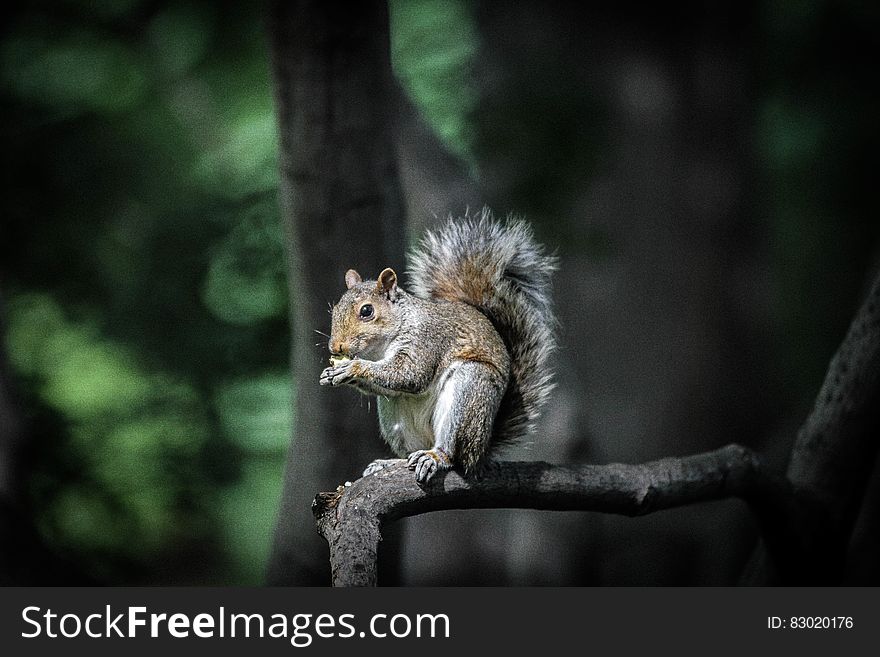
[768,616,854,629]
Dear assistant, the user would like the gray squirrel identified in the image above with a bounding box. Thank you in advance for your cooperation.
[319,209,557,482]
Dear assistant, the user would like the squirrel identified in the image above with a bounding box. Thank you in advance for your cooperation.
[319,208,557,483]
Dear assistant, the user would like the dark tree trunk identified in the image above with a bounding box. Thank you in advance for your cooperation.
[265,0,406,585]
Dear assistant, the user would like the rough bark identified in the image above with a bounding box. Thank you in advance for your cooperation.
[313,445,785,587]
[266,0,406,585]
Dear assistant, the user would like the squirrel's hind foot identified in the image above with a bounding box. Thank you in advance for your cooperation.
[407,449,452,484]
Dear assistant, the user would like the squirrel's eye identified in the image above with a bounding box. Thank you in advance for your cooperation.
[359,304,374,319]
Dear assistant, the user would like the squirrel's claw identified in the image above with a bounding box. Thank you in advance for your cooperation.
[319,361,355,386]
[407,449,451,483]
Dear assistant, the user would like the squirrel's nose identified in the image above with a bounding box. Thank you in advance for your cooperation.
[331,340,347,355]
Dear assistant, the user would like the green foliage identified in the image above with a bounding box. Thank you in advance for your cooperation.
[214,374,293,453]
[1,25,149,117]
[9,296,151,420]
[216,458,285,584]
[202,201,287,326]
[147,2,217,78]
[1,1,287,584]
[389,0,479,168]
[7,293,214,575]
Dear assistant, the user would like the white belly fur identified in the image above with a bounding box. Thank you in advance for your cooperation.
[377,362,460,456]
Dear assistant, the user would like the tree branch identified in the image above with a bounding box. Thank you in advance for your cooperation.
[313,444,787,586]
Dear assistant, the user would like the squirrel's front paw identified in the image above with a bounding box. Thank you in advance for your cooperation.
[407,448,452,483]
[319,360,356,386]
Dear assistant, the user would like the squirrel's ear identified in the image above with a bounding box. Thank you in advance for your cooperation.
[377,268,398,300]
[345,269,362,289]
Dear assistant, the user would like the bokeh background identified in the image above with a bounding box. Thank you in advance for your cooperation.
[1,0,878,585]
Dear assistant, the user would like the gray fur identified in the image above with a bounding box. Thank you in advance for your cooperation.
[407,207,557,446]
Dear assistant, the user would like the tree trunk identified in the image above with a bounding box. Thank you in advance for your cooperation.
[265,0,406,585]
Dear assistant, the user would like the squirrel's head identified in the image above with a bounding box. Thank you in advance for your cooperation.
[328,267,402,360]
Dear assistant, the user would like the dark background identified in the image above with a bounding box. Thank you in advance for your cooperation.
[1,0,878,585]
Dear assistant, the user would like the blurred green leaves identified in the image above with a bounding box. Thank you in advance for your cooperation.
[2,24,149,118]
[389,0,479,167]
[215,373,293,453]
[147,2,216,78]
[1,1,287,584]
[202,201,287,326]
[9,296,151,420]
[7,293,211,569]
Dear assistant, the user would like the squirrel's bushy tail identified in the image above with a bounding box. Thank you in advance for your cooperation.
[408,208,557,444]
